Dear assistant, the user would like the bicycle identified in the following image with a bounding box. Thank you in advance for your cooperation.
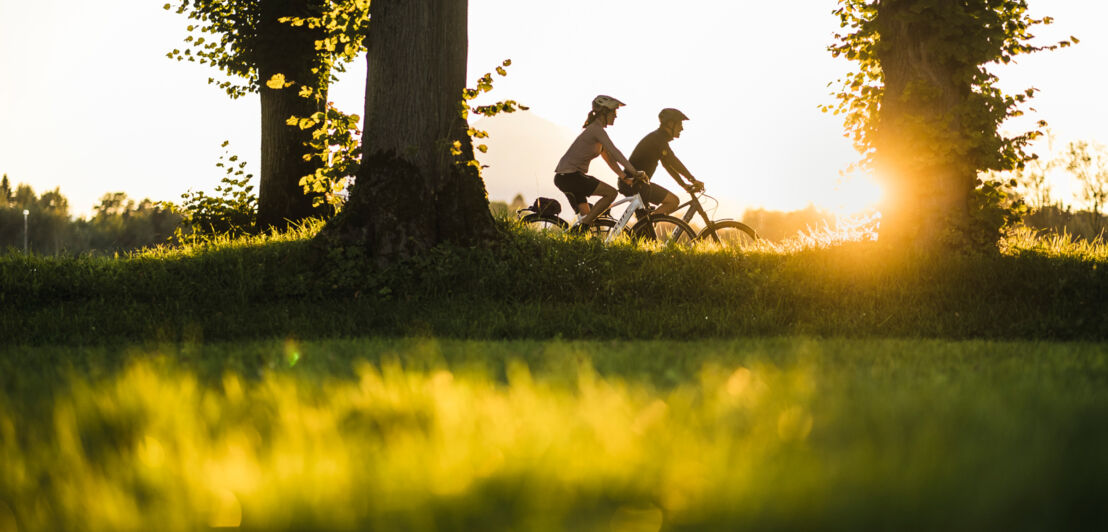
[662,181,759,247]
[518,178,694,245]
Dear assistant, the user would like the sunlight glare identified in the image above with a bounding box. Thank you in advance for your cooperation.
[826,172,885,216]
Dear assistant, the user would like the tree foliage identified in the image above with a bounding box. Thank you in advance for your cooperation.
[827,0,1074,172]
[162,0,366,99]
[166,141,259,242]
[164,0,264,99]
[457,59,530,161]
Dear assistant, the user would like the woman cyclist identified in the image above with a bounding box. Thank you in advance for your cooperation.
[553,95,646,230]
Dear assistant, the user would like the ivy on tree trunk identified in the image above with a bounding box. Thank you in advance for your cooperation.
[256,0,330,229]
[167,0,341,231]
[828,0,1073,249]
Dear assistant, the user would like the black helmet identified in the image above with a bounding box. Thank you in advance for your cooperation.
[658,108,689,124]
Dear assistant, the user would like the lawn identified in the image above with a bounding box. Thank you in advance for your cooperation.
[2,223,1107,530]
[2,337,1106,531]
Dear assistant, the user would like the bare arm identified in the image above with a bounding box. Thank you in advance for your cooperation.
[661,148,702,189]
[661,148,693,182]
[594,126,636,174]
[600,150,624,177]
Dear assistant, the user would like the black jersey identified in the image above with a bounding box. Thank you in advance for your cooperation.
[628,128,673,179]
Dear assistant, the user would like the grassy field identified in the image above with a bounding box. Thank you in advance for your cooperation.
[2,222,1107,530]
[2,337,1107,531]
[3,221,1107,344]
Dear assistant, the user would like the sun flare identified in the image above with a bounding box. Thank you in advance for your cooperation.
[825,172,885,216]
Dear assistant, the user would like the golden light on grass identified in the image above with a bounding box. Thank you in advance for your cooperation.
[0,355,828,530]
[207,489,242,528]
[610,504,664,532]
[0,501,16,532]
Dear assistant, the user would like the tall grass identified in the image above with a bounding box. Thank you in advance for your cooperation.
[1001,225,1108,262]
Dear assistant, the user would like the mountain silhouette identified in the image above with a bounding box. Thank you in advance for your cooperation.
[473,112,576,205]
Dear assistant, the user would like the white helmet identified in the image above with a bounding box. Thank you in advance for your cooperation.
[592,95,625,113]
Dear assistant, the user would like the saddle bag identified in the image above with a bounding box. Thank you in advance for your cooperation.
[529,197,562,217]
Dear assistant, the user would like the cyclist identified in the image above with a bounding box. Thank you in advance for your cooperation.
[626,108,706,217]
[554,95,646,230]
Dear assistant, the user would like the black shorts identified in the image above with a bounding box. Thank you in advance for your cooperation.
[618,180,673,206]
[554,172,602,212]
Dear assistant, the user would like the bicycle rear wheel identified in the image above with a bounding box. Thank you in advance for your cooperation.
[631,214,696,245]
[697,220,758,248]
[520,213,568,233]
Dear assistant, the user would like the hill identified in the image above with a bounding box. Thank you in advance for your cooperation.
[474,111,576,205]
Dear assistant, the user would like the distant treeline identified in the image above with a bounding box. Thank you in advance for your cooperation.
[0,175,180,255]
[1024,205,1107,241]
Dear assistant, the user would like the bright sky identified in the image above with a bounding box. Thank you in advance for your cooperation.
[1,1,1106,219]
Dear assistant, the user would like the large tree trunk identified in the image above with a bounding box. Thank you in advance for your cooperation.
[320,0,498,260]
[256,0,330,230]
[874,0,975,248]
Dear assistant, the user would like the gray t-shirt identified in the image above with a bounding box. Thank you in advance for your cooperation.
[554,121,636,175]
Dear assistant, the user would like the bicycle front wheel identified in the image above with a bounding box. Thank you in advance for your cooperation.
[697,220,758,248]
[589,217,618,240]
[631,214,696,245]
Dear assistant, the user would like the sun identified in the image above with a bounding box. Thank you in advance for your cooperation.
[824,172,885,216]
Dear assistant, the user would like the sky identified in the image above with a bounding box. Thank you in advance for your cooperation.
[1,0,1107,219]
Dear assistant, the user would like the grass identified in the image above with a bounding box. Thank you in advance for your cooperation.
[3,219,1107,344]
[2,220,1107,530]
[2,338,1106,531]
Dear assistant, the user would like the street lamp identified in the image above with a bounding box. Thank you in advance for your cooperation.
[22,209,29,254]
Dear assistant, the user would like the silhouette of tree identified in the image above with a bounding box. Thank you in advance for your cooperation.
[320,0,498,260]
[165,0,365,229]
[0,174,12,206]
[828,0,1075,249]
[1063,141,1108,235]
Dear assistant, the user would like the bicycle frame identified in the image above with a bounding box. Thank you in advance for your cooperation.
[672,184,736,243]
[565,193,646,244]
[674,188,722,227]
[602,194,645,244]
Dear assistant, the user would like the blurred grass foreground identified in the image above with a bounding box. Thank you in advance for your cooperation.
[2,338,1107,531]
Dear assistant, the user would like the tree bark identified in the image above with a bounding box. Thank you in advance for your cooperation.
[320,0,498,260]
[875,0,975,248]
[256,0,330,230]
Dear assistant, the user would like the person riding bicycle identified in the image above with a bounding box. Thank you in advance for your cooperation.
[554,95,647,230]
[626,108,706,217]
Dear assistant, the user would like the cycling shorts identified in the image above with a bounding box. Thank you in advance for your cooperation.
[554,172,602,212]
[618,180,674,206]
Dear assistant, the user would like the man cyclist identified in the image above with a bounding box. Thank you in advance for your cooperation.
[625,108,706,217]
[554,95,646,230]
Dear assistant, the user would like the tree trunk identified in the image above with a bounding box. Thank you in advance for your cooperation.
[320,0,498,260]
[875,0,975,248]
[256,0,330,230]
